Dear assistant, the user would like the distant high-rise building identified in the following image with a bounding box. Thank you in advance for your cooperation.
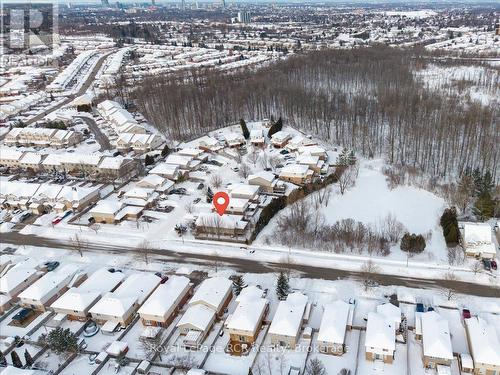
[220,0,226,8]
[181,0,185,10]
[151,0,156,5]
[237,11,251,23]
[101,0,109,6]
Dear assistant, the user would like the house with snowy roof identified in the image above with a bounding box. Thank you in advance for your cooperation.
[18,264,81,311]
[250,128,265,146]
[365,311,396,363]
[461,222,496,259]
[149,163,181,180]
[138,275,192,328]
[419,311,453,369]
[376,302,402,329]
[89,273,160,329]
[317,300,353,355]
[198,136,223,152]
[176,304,216,348]
[279,164,314,185]
[0,261,42,299]
[50,268,125,321]
[270,131,291,148]
[268,292,308,349]
[188,277,232,315]
[228,183,260,201]
[465,316,500,375]
[195,213,249,240]
[226,287,268,354]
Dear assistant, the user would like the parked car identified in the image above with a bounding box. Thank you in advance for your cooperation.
[490,260,497,270]
[416,303,425,313]
[280,150,289,155]
[483,258,492,271]
[44,261,60,272]
[52,216,62,225]
[193,198,201,204]
[462,309,471,319]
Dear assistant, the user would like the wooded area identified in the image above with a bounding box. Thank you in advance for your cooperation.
[133,46,499,179]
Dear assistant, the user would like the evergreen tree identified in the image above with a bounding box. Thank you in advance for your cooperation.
[11,351,22,368]
[440,207,459,246]
[472,168,483,196]
[267,117,283,138]
[481,171,494,194]
[206,187,214,203]
[0,351,7,367]
[276,271,290,300]
[400,233,426,253]
[232,275,245,296]
[144,154,155,166]
[240,119,250,140]
[38,327,78,354]
[474,191,495,220]
[348,150,357,165]
[161,144,170,157]
[24,349,34,367]
[336,148,349,166]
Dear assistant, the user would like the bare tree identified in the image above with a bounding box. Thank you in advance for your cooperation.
[239,162,251,179]
[470,260,482,275]
[336,164,359,195]
[139,333,163,361]
[89,223,100,234]
[210,174,223,189]
[184,201,194,214]
[69,233,88,257]
[247,149,260,166]
[442,272,458,301]
[360,260,380,291]
[137,240,153,264]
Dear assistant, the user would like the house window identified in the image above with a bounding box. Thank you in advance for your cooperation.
[239,336,246,342]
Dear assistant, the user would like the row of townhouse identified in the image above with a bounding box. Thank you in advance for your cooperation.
[365,302,500,375]
[96,100,164,153]
[0,148,138,179]
[0,180,101,213]
[194,183,262,242]
[3,127,82,148]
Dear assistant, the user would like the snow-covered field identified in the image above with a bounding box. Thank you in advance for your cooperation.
[258,158,449,263]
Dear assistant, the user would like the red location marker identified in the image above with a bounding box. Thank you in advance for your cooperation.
[213,191,230,216]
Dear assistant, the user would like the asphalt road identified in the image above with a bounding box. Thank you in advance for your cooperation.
[2,232,499,298]
[26,51,113,126]
[75,115,111,151]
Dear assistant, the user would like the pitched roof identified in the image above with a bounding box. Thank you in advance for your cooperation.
[317,300,350,344]
[365,312,395,351]
[421,311,453,360]
[268,292,308,337]
[176,304,215,331]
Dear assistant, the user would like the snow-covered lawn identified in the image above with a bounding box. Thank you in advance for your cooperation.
[258,158,449,263]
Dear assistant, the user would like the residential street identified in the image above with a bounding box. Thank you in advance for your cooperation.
[75,115,112,150]
[2,232,499,298]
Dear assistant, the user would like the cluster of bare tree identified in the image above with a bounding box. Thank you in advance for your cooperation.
[273,200,406,255]
[133,46,498,179]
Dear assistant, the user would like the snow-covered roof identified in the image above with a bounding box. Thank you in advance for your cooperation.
[149,163,179,176]
[164,154,193,167]
[376,303,402,325]
[463,222,492,245]
[279,164,310,177]
[138,174,165,187]
[98,156,132,170]
[51,268,125,312]
[268,292,308,337]
[465,317,500,366]
[248,171,275,184]
[235,285,264,303]
[229,183,260,198]
[365,312,396,351]
[138,275,190,318]
[0,266,38,295]
[189,277,232,312]
[1,366,45,374]
[90,199,123,215]
[18,264,79,302]
[89,273,160,318]
[317,300,350,344]
[271,131,290,142]
[421,311,453,360]
[226,297,267,333]
[106,341,128,356]
[195,213,248,230]
[0,147,24,162]
[176,304,215,331]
